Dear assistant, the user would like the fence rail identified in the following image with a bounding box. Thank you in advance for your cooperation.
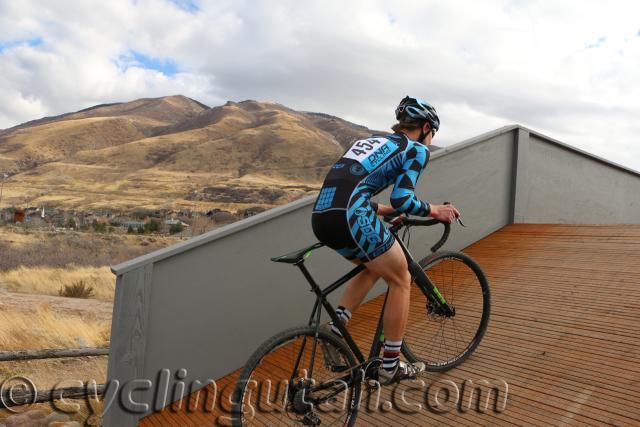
[0,347,109,362]
[0,347,109,408]
[0,384,106,408]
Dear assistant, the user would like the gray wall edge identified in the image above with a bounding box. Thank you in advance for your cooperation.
[111,124,640,275]
[111,194,316,275]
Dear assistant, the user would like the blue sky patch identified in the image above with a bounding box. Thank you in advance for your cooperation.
[0,37,43,52]
[168,0,199,13]
[123,51,179,76]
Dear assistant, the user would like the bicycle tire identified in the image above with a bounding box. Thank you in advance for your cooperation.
[402,251,491,372]
[231,326,362,426]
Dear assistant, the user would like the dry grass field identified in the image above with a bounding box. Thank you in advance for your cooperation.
[0,225,181,271]
[0,303,110,350]
[0,266,115,300]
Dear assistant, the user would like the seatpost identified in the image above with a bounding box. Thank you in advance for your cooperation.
[296,262,323,295]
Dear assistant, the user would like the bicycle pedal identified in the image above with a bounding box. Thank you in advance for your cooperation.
[363,358,381,388]
[366,378,381,390]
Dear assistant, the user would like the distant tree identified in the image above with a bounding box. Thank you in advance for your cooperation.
[144,219,160,233]
[92,219,107,233]
[137,225,145,234]
[127,225,134,234]
[169,223,184,234]
[67,218,77,229]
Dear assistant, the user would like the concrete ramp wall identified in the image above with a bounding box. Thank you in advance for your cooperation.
[523,134,639,223]
[103,125,640,426]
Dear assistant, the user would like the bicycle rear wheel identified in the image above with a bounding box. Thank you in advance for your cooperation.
[231,326,361,426]
[402,251,490,371]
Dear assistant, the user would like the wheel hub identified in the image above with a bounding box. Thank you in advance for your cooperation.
[427,301,455,317]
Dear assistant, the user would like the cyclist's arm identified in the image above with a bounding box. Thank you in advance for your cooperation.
[374,203,398,217]
[375,201,460,223]
[389,144,431,217]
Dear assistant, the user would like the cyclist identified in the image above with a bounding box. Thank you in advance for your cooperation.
[312,96,460,384]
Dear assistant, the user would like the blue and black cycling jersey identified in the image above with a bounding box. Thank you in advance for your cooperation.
[312,132,431,262]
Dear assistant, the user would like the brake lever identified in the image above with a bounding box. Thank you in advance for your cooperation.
[444,201,466,227]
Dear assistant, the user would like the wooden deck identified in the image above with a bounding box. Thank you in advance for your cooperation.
[139,224,640,426]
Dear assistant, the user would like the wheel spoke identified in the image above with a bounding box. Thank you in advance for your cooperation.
[233,328,360,426]
[402,252,490,371]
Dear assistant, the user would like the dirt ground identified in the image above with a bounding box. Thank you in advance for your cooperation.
[0,291,113,322]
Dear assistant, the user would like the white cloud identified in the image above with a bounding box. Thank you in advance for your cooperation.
[1,0,639,171]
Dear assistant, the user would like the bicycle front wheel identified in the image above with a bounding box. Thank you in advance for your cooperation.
[231,326,361,426]
[402,251,491,371]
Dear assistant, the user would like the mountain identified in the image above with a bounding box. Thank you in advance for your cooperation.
[0,96,391,214]
[0,96,208,172]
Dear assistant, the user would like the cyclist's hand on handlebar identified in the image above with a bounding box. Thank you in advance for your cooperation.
[388,213,406,225]
[429,203,460,224]
[376,203,406,224]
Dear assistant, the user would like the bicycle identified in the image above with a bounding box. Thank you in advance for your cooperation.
[231,213,491,426]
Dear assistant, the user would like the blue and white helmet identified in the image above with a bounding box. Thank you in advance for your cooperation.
[395,96,440,131]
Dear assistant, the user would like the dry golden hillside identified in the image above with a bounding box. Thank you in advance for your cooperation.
[0,96,381,213]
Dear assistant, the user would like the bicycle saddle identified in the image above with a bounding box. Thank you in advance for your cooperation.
[271,242,324,264]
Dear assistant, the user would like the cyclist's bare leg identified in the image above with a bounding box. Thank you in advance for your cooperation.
[337,260,380,312]
[358,241,411,342]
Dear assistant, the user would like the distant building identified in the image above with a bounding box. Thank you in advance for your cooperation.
[122,221,145,230]
[0,208,12,222]
[13,208,25,223]
[165,219,189,227]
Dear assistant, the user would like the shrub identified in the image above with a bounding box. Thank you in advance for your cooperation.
[169,223,184,234]
[144,219,160,233]
[92,219,107,233]
[127,225,134,234]
[137,225,145,234]
[58,280,95,299]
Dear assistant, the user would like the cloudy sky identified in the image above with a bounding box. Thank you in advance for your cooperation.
[1,0,639,170]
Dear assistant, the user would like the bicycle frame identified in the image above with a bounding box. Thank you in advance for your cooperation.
[292,226,452,382]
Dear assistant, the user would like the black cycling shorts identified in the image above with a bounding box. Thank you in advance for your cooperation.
[311,207,395,263]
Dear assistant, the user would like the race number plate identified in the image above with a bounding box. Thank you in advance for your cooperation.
[343,138,397,172]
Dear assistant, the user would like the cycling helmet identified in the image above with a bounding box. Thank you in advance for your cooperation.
[395,95,440,131]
